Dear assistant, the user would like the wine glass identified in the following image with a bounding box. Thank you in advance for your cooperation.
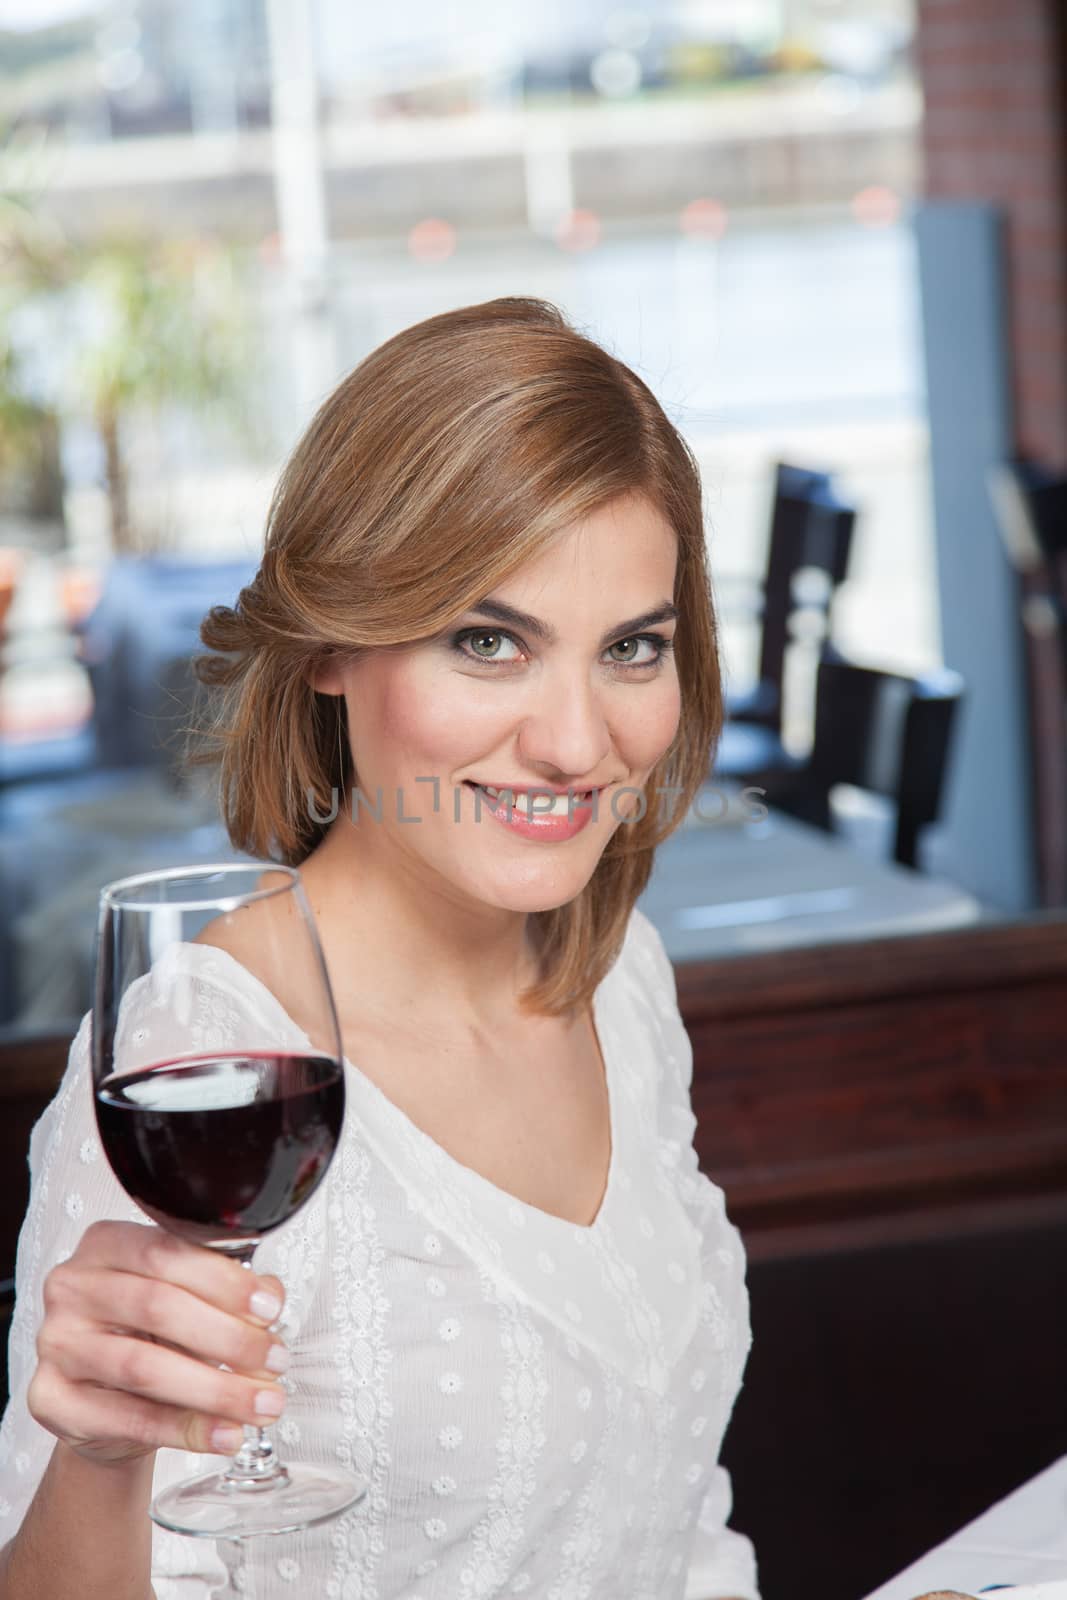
[91,862,367,1539]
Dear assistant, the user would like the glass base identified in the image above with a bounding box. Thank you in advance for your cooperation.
[150,1462,368,1539]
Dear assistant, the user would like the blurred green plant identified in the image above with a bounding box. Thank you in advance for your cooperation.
[0,314,61,518]
[69,234,261,552]
[0,184,67,522]
[0,134,264,553]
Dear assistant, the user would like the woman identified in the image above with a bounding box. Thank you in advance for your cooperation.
[0,297,759,1599]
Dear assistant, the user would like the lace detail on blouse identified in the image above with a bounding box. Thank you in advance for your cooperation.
[0,908,759,1600]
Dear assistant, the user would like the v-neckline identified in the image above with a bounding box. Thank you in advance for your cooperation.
[174,940,620,1237]
[359,975,619,1236]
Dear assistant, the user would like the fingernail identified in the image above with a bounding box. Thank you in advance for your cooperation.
[265,1343,289,1374]
[249,1289,283,1323]
[254,1387,287,1417]
[211,1425,244,1454]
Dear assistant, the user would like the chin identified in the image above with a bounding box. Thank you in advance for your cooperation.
[471,866,599,916]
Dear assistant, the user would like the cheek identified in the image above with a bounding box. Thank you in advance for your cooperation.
[622,677,682,764]
[377,669,506,772]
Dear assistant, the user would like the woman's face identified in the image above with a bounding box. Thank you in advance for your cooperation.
[315,492,683,916]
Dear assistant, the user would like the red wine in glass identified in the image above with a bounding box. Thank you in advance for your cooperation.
[95,1051,345,1249]
[92,861,366,1540]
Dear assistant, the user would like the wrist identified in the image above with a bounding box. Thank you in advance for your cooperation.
[0,1441,156,1600]
[53,1438,156,1496]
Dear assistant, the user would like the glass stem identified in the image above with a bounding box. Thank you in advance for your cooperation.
[222,1251,289,1490]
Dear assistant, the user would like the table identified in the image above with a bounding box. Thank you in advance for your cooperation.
[3,768,246,1027]
[637,782,985,964]
[860,1452,1067,1598]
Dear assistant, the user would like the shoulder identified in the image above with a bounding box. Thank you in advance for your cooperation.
[614,905,693,1096]
[621,904,679,1008]
[26,1008,93,1174]
[105,941,306,1074]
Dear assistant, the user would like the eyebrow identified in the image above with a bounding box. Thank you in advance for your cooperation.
[463,599,679,651]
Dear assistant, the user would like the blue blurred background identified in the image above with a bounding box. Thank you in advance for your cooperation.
[2,0,1030,1027]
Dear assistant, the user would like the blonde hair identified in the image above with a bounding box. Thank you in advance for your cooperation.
[190,296,723,1017]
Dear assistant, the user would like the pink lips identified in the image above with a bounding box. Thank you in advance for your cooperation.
[465,782,598,842]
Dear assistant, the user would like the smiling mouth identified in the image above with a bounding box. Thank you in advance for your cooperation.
[463,781,600,812]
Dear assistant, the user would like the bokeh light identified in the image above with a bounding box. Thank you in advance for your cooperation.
[554,209,602,252]
[680,198,729,240]
[407,218,458,262]
[851,185,901,227]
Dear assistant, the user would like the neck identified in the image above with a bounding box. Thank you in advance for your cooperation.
[298,818,545,1034]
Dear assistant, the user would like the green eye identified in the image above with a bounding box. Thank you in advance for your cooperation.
[450,628,520,664]
[469,631,505,658]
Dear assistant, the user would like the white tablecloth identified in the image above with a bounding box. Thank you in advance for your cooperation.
[637,782,986,964]
[861,1452,1067,1599]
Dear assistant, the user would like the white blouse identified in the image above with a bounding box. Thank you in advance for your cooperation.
[0,905,760,1600]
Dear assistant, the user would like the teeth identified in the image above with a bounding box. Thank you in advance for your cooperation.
[478,784,591,815]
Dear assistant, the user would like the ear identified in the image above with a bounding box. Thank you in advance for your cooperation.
[307,652,347,695]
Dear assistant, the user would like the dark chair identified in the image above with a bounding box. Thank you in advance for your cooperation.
[989,456,1067,574]
[715,461,857,783]
[988,457,1067,905]
[764,647,966,869]
[80,554,256,769]
[0,555,256,791]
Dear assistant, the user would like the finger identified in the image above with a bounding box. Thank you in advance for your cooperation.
[29,1364,249,1459]
[61,1268,289,1380]
[254,1274,286,1327]
[37,1319,287,1430]
[73,1223,285,1326]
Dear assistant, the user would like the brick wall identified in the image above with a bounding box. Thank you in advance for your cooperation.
[917,0,1067,469]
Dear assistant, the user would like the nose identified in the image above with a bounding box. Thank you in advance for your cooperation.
[516,662,613,782]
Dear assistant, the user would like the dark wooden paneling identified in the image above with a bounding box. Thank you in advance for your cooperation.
[721,1215,1067,1600]
[675,916,1067,1600]
[680,915,1067,1252]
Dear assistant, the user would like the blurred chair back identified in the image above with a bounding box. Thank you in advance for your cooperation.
[727,461,857,738]
[785,649,966,868]
[82,555,256,772]
[989,458,1067,659]
[988,457,1067,905]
